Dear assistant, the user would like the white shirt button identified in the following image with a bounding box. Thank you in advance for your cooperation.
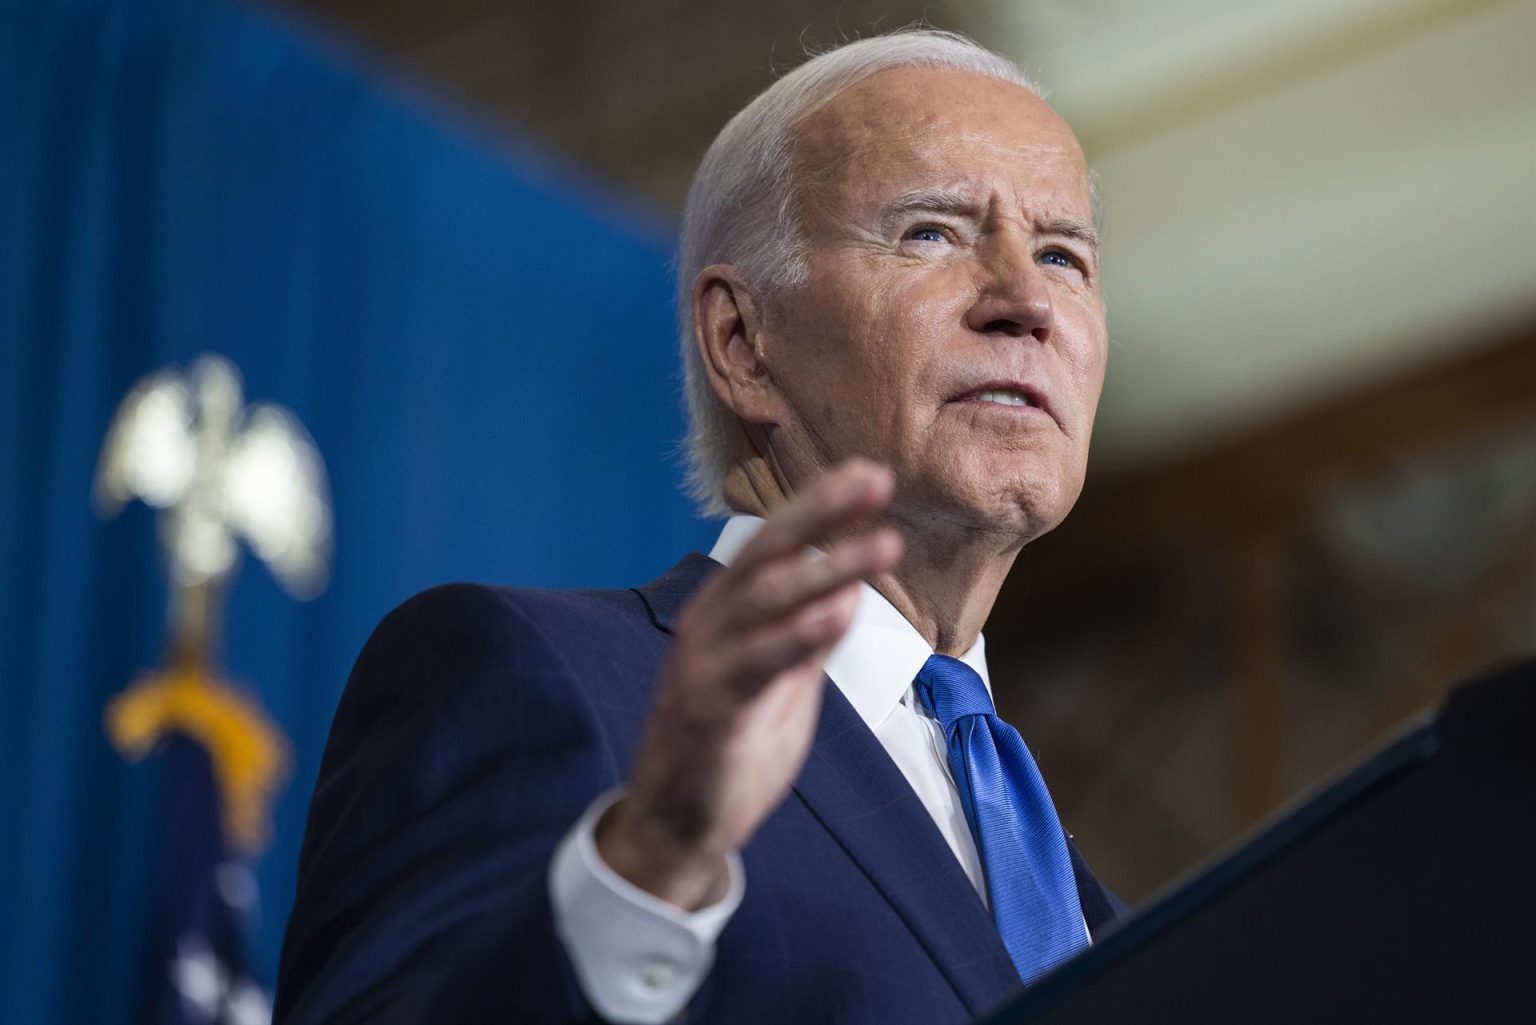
[641,960,679,990]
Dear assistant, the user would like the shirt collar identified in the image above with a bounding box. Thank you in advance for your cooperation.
[708,514,991,732]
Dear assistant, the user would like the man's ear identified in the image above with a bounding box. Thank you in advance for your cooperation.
[692,265,782,426]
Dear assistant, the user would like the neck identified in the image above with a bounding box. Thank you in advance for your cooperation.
[720,447,792,517]
[722,458,1018,656]
[869,511,1018,655]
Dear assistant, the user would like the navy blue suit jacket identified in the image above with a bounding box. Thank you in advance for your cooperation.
[275,554,1127,1024]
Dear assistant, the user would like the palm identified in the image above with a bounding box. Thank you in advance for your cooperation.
[714,660,828,847]
[602,461,900,909]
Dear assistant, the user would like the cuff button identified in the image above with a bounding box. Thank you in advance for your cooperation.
[641,960,679,989]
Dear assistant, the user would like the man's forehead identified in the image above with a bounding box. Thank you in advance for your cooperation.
[793,67,1090,208]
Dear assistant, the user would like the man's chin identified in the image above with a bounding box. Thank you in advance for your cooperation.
[985,476,1084,546]
[969,458,1081,527]
[896,481,1070,549]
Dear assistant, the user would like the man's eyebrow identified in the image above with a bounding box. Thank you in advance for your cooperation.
[881,187,979,224]
[1040,218,1100,255]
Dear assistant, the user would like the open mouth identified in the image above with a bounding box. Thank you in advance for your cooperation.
[951,381,1049,412]
[946,381,1058,429]
[969,388,1038,408]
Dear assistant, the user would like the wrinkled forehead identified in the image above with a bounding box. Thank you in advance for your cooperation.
[792,67,1092,223]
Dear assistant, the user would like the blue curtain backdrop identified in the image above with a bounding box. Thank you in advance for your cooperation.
[0,0,714,1021]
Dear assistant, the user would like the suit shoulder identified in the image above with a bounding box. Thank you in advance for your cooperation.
[366,580,647,652]
[351,580,661,707]
[317,581,653,842]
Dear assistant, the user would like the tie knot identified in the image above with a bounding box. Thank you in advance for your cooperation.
[914,654,994,730]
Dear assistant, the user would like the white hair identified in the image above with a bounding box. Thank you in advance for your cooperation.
[676,29,1044,516]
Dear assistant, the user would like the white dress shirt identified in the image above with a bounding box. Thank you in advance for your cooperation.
[549,515,995,1024]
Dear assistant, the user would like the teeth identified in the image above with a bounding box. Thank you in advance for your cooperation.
[975,389,1035,407]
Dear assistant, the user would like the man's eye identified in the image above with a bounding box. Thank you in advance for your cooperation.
[1040,249,1078,270]
[905,226,948,244]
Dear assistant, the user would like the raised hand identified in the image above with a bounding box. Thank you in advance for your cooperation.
[596,459,902,909]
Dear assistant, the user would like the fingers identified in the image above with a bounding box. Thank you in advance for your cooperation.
[686,460,902,699]
[731,458,894,577]
[722,584,862,690]
[702,458,900,641]
[717,526,901,635]
[617,461,903,881]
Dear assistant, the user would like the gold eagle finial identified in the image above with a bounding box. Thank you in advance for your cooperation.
[96,353,331,852]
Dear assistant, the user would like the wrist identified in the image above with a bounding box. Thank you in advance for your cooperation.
[594,796,732,911]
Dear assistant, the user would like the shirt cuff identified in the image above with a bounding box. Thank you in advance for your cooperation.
[549,789,744,1025]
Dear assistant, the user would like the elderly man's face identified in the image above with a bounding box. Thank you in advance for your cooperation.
[757,67,1107,542]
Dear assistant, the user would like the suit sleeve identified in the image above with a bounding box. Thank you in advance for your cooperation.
[274,583,619,1025]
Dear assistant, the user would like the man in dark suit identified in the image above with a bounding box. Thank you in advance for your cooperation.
[277,29,1122,1025]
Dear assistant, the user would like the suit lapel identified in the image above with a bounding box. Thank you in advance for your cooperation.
[1069,839,1130,938]
[633,553,718,633]
[793,682,1025,1016]
[637,555,1022,1014]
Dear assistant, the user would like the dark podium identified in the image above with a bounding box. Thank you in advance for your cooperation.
[986,659,1535,1025]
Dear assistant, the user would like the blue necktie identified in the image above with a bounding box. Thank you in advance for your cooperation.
[914,654,1089,985]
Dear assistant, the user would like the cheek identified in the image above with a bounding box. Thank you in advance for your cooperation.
[889,265,975,327]
[772,264,978,441]
[1058,303,1108,410]
[806,277,920,404]
[1068,342,1107,411]
[867,271,974,390]
[765,280,899,445]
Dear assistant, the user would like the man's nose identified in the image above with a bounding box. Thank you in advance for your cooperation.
[964,232,1054,341]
